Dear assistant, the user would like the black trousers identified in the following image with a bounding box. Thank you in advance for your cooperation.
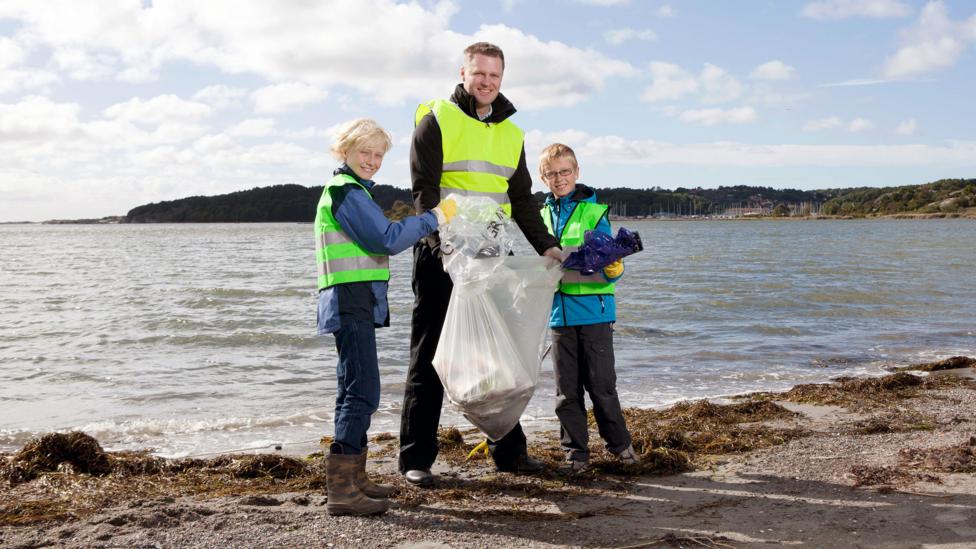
[398,241,528,472]
[552,322,632,461]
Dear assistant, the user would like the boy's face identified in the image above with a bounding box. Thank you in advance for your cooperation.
[541,156,578,198]
[461,53,504,111]
[345,137,386,180]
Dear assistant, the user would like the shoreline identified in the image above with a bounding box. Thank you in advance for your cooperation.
[2,357,975,548]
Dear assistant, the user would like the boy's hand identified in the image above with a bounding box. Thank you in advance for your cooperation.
[603,259,623,278]
[433,198,458,226]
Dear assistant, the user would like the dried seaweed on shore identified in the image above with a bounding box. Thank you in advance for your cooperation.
[6,432,111,483]
[747,371,973,410]
[900,436,976,473]
[847,409,936,434]
[898,356,976,372]
[849,465,941,487]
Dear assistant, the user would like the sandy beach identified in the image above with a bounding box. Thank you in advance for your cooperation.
[3,358,975,549]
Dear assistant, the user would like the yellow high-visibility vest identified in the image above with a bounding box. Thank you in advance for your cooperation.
[314,173,390,289]
[541,201,616,295]
[416,99,523,216]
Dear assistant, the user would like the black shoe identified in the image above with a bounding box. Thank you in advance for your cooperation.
[404,468,434,487]
[496,454,545,474]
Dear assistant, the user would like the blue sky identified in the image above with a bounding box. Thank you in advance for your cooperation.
[1,0,975,221]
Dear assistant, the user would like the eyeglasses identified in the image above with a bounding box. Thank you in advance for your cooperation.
[542,168,574,180]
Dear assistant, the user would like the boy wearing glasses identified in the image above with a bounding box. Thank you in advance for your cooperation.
[538,143,637,475]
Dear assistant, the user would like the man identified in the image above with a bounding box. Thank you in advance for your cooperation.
[398,42,562,487]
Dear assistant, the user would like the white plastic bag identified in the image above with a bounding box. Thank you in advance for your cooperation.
[432,195,562,440]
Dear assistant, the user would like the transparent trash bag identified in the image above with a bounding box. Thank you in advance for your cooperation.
[433,195,562,440]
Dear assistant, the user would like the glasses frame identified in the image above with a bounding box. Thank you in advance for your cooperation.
[541,168,575,181]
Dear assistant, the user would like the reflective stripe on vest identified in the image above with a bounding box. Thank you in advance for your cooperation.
[541,201,615,296]
[314,173,390,289]
[416,99,523,216]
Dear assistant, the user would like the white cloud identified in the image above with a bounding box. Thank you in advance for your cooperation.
[0,68,59,95]
[0,37,25,69]
[802,0,912,20]
[525,129,976,168]
[848,117,874,132]
[699,64,743,103]
[193,85,249,110]
[803,116,844,131]
[643,62,742,104]
[643,62,699,102]
[0,2,635,110]
[51,48,116,80]
[103,95,213,125]
[228,118,276,137]
[604,28,657,45]
[883,1,976,78]
[250,82,328,114]
[477,24,637,110]
[574,0,630,5]
[895,118,917,135]
[678,107,757,126]
[657,5,676,17]
[0,96,80,140]
[819,78,893,87]
[750,60,796,81]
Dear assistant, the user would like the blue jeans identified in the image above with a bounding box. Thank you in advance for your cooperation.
[332,319,381,455]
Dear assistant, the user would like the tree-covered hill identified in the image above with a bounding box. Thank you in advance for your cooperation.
[122,177,975,223]
[123,184,411,223]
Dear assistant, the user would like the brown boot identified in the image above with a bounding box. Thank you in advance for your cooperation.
[356,451,395,498]
[326,453,390,516]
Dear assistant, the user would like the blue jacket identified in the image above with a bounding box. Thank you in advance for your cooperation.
[317,165,438,335]
[543,184,621,328]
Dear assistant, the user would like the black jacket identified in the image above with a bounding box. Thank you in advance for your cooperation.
[409,84,558,255]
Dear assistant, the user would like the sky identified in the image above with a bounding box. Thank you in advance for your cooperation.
[1,0,975,221]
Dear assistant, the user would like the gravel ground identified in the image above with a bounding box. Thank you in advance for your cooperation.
[3,377,975,549]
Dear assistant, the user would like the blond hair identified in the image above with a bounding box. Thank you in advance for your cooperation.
[464,42,505,70]
[329,118,392,161]
[538,143,578,178]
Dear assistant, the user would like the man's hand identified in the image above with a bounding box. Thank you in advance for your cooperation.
[603,259,623,278]
[542,246,563,267]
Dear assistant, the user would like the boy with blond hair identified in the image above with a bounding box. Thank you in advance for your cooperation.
[538,143,636,475]
[314,118,456,514]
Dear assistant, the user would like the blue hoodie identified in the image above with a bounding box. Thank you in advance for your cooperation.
[316,165,439,335]
[543,184,622,328]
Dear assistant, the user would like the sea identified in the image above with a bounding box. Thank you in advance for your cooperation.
[1,219,974,458]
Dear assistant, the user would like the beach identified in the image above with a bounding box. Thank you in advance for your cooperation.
[3,358,975,548]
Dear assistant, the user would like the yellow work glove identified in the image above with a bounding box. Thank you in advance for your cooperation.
[433,197,458,226]
[603,259,624,278]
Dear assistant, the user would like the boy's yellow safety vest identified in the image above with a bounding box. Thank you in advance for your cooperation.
[541,201,616,295]
[314,174,390,290]
[416,99,523,216]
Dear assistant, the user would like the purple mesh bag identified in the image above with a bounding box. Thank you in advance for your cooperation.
[563,227,643,275]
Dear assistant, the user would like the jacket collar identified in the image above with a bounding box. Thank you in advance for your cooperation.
[334,164,375,190]
[450,83,517,124]
[544,183,596,208]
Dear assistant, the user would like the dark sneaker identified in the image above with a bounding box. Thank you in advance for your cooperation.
[404,468,434,487]
[496,453,545,474]
[615,445,639,465]
[556,459,590,476]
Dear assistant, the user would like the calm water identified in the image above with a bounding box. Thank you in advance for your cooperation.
[2,220,974,457]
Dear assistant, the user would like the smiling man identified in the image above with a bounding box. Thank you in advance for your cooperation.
[398,42,562,487]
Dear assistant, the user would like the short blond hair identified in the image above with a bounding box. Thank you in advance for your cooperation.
[464,42,505,70]
[538,143,578,178]
[330,118,392,161]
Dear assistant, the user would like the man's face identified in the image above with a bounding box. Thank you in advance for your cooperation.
[461,53,504,110]
[542,156,578,198]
